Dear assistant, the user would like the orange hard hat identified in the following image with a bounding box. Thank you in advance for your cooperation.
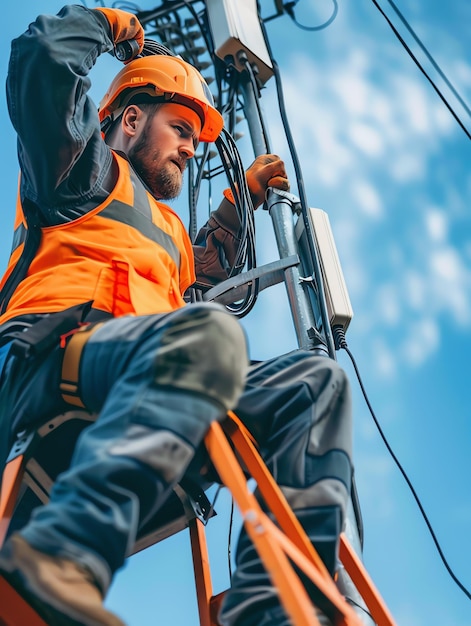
[98,55,223,142]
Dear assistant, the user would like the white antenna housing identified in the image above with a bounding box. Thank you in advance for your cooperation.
[297,208,354,332]
[205,0,274,84]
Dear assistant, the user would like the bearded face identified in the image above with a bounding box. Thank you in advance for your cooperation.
[128,123,184,199]
[126,103,200,200]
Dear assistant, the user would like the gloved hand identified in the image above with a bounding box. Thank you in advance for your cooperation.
[245,154,290,209]
[94,7,144,60]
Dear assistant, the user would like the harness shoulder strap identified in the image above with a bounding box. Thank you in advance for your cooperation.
[0,199,43,316]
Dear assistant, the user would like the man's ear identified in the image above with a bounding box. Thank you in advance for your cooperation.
[121,105,144,137]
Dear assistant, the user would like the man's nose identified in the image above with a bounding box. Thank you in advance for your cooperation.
[179,139,195,159]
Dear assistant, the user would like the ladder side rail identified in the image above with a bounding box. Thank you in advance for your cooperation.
[224,413,395,626]
[205,420,367,626]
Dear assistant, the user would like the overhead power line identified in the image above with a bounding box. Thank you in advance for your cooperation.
[371,0,471,142]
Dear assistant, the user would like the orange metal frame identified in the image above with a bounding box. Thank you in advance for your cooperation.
[0,411,396,626]
[0,576,48,626]
[0,456,26,550]
[189,412,397,626]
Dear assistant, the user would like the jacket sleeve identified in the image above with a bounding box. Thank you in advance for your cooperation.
[6,5,116,225]
[192,197,242,288]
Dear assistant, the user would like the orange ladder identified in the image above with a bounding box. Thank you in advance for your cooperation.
[0,411,396,626]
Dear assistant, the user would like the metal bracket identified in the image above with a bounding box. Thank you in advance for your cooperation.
[203,254,300,305]
[179,478,215,525]
[6,430,36,463]
[263,187,301,213]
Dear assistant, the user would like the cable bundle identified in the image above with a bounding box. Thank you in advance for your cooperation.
[214,129,258,318]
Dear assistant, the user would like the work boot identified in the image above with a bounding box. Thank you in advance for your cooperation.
[0,533,124,626]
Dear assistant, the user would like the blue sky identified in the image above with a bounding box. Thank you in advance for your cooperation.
[1,1,471,625]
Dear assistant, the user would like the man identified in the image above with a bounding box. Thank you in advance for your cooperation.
[0,6,352,626]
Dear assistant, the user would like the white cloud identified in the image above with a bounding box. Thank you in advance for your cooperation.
[425,208,448,242]
[430,247,462,281]
[395,77,431,135]
[356,453,395,519]
[331,218,368,299]
[282,40,455,201]
[351,180,383,218]
[404,270,427,312]
[432,101,456,135]
[271,12,470,380]
[455,59,471,87]
[389,153,426,182]
[348,122,384,157]
[369,91,395,128]
[392,605,423,626]
[377,283,401,326]
[330,50,371,116]
[400,317,440,366]
[371,338,397,378]
[429,247,471,324]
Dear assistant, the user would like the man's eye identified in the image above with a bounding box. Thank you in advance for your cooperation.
[173,124,198,149]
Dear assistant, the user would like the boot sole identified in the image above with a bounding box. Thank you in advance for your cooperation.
[0,567,96,626]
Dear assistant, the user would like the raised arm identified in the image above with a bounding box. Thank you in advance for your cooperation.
[6,5,143,223]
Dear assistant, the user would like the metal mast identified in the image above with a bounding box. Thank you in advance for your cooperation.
[136,0,373,622]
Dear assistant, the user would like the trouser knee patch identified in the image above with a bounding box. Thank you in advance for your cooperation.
[154,305,248,409]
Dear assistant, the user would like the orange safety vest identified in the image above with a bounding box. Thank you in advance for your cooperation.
[0,152,196,324]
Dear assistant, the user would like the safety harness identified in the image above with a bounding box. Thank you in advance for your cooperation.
[60,321,105,408]
[0,301,110,409]
[0,200,42,317]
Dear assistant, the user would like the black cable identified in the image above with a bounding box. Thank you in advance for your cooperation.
[370,0,471,141]
[138,39,175,57]
[284,0,338,32]
[177,0,216,62]
[228,497,235,582]
[188,143,212,242]
[332,325,471,603]
[137,1,217,87]
[344,596,374,621]
[200,482,237,585]
[258,14,337,358]
[113,1,141,11]
[215,133,250,272]
[214,129,259,318]
[187,158,198,242]
[239,53,272,154]
[385,0,471,121]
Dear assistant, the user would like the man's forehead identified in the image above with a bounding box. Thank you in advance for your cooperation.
[159,102,202,134]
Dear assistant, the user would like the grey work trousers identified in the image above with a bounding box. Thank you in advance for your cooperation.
[0,302,352,623]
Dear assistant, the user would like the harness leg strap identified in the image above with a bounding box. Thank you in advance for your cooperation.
[60,323,104,408]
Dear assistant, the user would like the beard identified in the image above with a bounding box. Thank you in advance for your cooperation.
[128,123,184,200]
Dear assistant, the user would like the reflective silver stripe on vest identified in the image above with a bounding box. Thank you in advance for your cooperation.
[100,167,181,270]
[11,223,27,254]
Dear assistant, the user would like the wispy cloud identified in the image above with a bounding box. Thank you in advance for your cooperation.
[266,9,471,378]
